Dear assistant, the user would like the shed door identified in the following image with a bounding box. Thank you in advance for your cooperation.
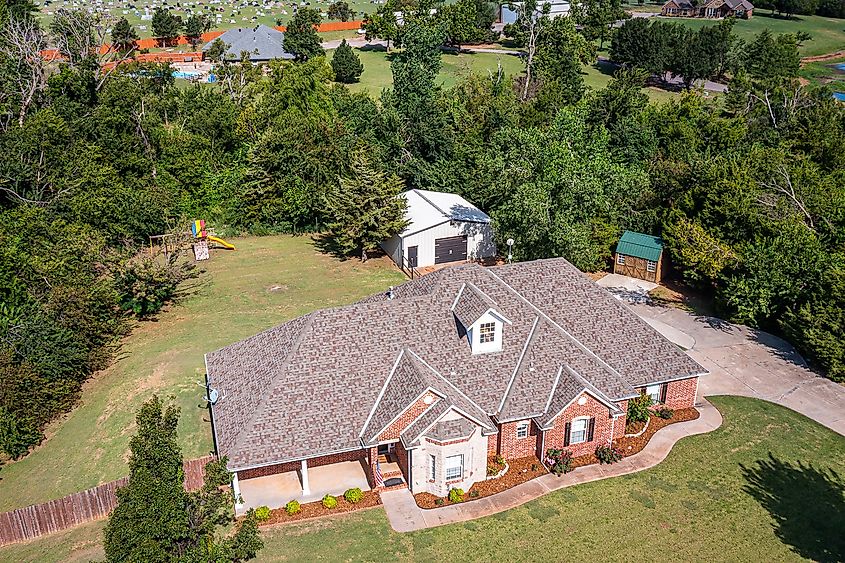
[434,235,468,264]
[407,245,418,268]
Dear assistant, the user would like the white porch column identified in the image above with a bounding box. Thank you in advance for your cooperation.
[232,472,243,507]
[301,459,310,496]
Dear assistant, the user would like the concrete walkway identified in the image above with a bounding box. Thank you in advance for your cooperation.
[382,400,723,532]
[630,304,845,436]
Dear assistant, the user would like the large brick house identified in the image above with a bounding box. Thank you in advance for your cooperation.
[205,258,706,508]
[661,0,754,17]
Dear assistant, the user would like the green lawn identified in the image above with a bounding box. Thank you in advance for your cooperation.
[4,396,843,561]
[332,47,681,101]
[672,13,845,57]
[800,56,845,91]
[0,236,404,511]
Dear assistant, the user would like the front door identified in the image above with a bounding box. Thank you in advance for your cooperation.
[407,245,418,268]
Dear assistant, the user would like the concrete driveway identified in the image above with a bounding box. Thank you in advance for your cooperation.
[629,303,845,436]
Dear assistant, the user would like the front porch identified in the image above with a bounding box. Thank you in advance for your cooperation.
[235,460,372,515]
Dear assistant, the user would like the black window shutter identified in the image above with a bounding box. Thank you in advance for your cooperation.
[660,383,668,404]
[563,422,571,446]
[587,418,595,442]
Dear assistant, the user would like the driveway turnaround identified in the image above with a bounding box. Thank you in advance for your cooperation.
[630,304,845,437]
[381,401,723,532]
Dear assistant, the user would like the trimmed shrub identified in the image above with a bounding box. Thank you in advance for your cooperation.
[468,489,480,498]
[595,444,623,464]
[656,406,674,419]
[448,488,464,503]
[322,494,338,509]
[344,487,363,504]
[627,392,653,424]
[546,448,573,475]
[285,500,301,515]
[331,39,364,83]
[434,497,444,506]
[494,454,505,465]
[254,505,271,522]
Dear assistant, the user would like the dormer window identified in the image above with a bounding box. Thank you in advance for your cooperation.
[479,322,496,344]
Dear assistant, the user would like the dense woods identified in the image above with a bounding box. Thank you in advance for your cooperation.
[0,0,843,463]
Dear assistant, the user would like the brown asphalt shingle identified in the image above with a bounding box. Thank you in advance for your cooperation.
[206,258,706,471]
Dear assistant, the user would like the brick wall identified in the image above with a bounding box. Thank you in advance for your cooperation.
[487,433,498,456]
[376,395,435,441]
[395,441,410,478]
[664,377,698,409]
[497,420,540,459]
[237,449,366,481]
[543,392,615,458]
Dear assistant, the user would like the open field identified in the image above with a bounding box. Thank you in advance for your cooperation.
[3,396,843,561]
[671,13,845,57]
[800,56,845,91]
[0,236,405,512]
[330,46,682,101]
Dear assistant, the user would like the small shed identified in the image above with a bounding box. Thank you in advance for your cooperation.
[613,231,665,283]
[381,189,496,271]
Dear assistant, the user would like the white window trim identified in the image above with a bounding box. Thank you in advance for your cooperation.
[445,454,464,481]
[570,416,590,445]
[616,254,625,265]
[516,421,529,439]
[646,260,657,273]
[645,384,662,404]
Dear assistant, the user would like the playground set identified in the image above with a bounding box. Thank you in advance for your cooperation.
[148,219,235,261]
[190,219,235,261]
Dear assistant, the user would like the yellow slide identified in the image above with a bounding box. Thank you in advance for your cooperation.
[207,236,235,250]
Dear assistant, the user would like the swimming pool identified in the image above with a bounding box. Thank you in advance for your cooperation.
[173,71,217,83]
[834,92,845,101]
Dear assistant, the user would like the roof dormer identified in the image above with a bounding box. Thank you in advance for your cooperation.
[451,283,511,354]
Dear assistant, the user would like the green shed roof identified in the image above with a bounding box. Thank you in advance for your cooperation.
[616,231,663,262]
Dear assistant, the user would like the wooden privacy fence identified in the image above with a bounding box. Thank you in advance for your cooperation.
[0,455,214,547]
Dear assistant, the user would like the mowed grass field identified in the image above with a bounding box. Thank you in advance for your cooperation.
[0,236,405,512]
[330,46,681,101]
[672,13,845,56]
[4,396,843,562]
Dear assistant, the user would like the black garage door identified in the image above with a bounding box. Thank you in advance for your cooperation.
[434,235,468,264]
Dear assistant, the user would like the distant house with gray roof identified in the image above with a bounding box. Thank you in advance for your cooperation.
[205,257,706,512]
[661,0,753,18]
[203,24,294,62]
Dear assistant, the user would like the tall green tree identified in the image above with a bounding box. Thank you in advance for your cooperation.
[331,39,364,83]
[323,152,409,260]
[111,16,139,52]
[151,7,183,47]
[103,396,263,562]
[284,7,324,61]
[184,13,210,48]
[440,0,489,49]
[327,0,355,21]
[533,15,593,106]
[362,0,399,49]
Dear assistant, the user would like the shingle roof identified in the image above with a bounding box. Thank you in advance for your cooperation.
[203,24,294,61]
[425,418,476,442]
[616,230,663,262]
[206,258,706,471]
[451,283,497,329]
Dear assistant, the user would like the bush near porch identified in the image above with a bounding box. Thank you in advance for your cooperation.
[256,490,381,526]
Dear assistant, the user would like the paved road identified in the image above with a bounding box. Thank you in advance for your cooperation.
[630,303,845,436]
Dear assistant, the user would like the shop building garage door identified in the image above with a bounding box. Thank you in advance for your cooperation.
[434,235,468,264]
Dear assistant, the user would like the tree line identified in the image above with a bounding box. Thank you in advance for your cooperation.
[0,0,843,471]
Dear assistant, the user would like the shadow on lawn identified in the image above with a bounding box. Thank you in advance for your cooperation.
[741,453,845,562]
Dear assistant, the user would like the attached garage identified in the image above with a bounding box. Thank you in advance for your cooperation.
[381,190,496,271]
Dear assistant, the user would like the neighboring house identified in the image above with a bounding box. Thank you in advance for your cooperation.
[613,230,665,283]
[381,189,496,271]
[661,0,753,18]
[205,258,706,510]
[499,0,571,23]
[202,24,294,62]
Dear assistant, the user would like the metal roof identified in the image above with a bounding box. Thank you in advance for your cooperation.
[400,189,491,237]
[616,231,663,262]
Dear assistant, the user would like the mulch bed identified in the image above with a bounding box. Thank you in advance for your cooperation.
[625,419,648,435]
[615,408,700,458]
[256,490,381,526]
[414,456,548,509]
